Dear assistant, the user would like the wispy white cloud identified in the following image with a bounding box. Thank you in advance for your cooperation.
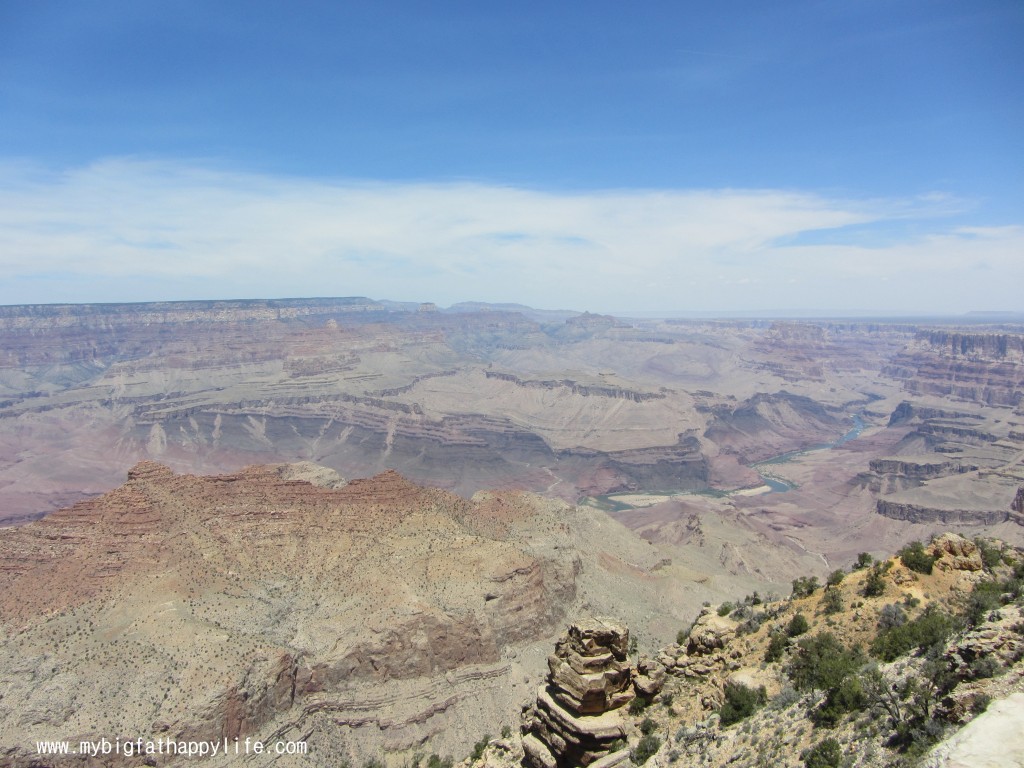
[0,158,1019,313]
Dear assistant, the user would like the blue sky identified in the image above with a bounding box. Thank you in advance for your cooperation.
[1,1,1021,313]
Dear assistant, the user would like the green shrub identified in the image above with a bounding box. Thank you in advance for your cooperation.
[628,696,651,715]
[975,538,1003,571]
[822,589,843,615]
[870,605,957,661]
[863,564,887,597]
[813,675,866,727]
[640,717,657,735]
[792,576,820,599]
[764,630,788,663]
[717,602,735,617]
[787,633,863,694]
[899,541,936,575]
[802,738,841,768]
[719,681,768,726]
[630,734,661,765]
[826,569,845,587]
[787,613,810,637]
[854,552,873,570]
[470,735,491,761]
[963,569,1024,626]
[969,656,1001,679]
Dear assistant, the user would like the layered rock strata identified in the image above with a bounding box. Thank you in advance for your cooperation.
[883,332,1024,406]
[0,463,586,765]
[522,619,634,768]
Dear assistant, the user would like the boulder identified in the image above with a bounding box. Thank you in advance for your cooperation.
[929,533,984,572]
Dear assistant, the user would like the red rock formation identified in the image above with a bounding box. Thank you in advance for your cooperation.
[0,463,582,763]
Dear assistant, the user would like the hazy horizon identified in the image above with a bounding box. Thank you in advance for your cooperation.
[2,293,1022,324]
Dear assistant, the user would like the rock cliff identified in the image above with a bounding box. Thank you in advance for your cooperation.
[883,331,1024,407]
[521,619,635,768]
[0,463,588,765]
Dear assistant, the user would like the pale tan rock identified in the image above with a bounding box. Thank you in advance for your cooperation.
[923,692,1024,768]
[522,734,558,768]
[522,619,635,767]
[930,533,984,572]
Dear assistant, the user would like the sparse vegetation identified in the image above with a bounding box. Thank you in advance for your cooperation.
[786,632,863,695]
[801,737,841,768]
[764,630,788,663]
[870,604,957,662]
[821,588,843,615]
[975,538,1003,571]
[628,696,651,715]
[630,734,661,765]
[898,540,936,575]
[719,681,767,726]
[854,552,874,570]
[786,613,809,637]
[791,576,819,599]
[470,735,491,761]
[862,563,887,597]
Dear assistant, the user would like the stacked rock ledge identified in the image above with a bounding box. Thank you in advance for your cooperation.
[522,618,636,768]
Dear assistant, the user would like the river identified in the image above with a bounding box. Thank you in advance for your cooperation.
[590,414,866,510]
[751,414,866,492]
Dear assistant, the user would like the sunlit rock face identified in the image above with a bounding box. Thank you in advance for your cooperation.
[0,463,586,764]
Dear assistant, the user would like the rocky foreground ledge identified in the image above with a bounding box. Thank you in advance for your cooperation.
[472,534,1024,768]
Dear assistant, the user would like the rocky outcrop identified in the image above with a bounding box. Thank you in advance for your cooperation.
[944,604,1024,675]
[559,435,709,494]
[855,458,979,494]
[868,459,978,479]
[887,401,980,427]
[660,607,744,693]
[522,619,634,768]
[883,332,1024,406]
[928,533,984,572]
[484,371,665,402]
[703,391,847,464]
[0,464,585,765]
[876,500,1013,526]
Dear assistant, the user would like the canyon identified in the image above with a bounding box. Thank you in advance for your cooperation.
[1,297,1024,764]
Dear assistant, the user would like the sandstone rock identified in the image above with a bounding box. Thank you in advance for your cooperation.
[924,692,1024,768]
[522,619,635,768]
[632,657,667,698]
[944,605,1024,675]
[686,609,737,657]
[930,533,984,572]
[588,749,632,768]
[522,734,558,768]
